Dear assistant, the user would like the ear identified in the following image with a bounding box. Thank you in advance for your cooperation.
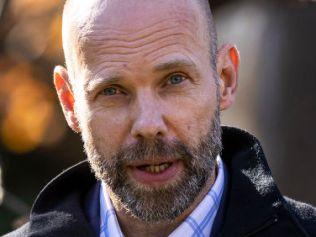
[53,66,80,133]
[217,44,240,111]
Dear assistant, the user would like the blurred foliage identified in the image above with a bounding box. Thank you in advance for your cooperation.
[0,0,66,154]
[0,0,85,234]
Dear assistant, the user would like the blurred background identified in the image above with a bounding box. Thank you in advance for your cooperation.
[0,0,315,234]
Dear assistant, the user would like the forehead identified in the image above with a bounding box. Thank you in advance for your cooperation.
[66,0,205,32]
[64,0,209,76]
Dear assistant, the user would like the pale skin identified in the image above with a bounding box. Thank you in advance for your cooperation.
[54,0,239,236]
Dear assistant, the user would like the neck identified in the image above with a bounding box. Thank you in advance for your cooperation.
[108,168,217,237]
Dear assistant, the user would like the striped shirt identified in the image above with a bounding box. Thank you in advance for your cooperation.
[100,156,226,237]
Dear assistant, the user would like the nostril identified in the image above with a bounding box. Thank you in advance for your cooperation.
[132,127,165,140]
[156,131,164,138]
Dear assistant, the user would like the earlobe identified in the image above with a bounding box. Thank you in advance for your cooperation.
[53,66,81,133]
[217,44,240,111]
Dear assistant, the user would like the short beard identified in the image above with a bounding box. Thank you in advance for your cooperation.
[85,108,222,223]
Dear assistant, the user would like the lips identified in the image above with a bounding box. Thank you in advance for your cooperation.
[127,160,182,185]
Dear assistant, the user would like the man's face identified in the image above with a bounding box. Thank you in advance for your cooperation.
[66,0,222,222]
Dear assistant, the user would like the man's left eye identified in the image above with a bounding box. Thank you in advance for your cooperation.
[102,87,118,96]
[167,74,186,85]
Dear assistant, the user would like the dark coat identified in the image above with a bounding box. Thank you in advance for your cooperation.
[4,127,316,237]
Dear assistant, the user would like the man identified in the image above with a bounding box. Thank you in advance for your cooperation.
[5,0,316,236]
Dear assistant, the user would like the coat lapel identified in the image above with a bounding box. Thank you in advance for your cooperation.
[28,161,99,237]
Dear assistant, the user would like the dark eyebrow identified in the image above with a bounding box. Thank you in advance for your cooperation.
[153,59,199,73]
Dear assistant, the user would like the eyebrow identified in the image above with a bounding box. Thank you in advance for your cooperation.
[85,75,124,93]
[153,58,199,73]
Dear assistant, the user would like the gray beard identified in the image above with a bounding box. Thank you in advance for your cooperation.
[85,109,222,223]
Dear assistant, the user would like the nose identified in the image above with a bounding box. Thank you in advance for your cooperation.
[131,94,168,140]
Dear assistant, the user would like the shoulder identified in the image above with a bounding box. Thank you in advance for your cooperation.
[284,197,316,235]
[3,161,99,237]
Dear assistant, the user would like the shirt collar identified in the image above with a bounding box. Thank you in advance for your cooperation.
[100,156,226,237]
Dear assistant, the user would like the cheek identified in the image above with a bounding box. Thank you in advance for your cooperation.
[166,85,217,146]
[73,84,131,154]
[86,106,131,153]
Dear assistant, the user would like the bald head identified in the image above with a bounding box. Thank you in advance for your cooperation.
[62,0,218,83]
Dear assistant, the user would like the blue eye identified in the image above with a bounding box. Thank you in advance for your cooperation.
[168,74,186,85]
[102,87,117,96]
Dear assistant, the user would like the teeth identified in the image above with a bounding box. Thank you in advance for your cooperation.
[144,163,171,173]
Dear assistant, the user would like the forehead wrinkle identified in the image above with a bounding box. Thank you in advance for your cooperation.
[84,14,194,40]
[87,32,194,59]
[87,44,197,80]
[79,32,194,73]
[83,23,201,69]
[87,31,191,51]
[86,35,199,72]
[84,23,193,48]
[143,41,196,59]
[92,62,129,79]
[81,16,198,53]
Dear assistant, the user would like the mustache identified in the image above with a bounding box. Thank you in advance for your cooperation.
[112,138,194,166]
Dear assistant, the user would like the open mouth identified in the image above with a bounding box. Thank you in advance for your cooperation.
[137,162,172,174]
[128,160,182,185]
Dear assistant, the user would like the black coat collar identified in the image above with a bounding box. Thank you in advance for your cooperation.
[16,127,310,237]
[218,127,309,237]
